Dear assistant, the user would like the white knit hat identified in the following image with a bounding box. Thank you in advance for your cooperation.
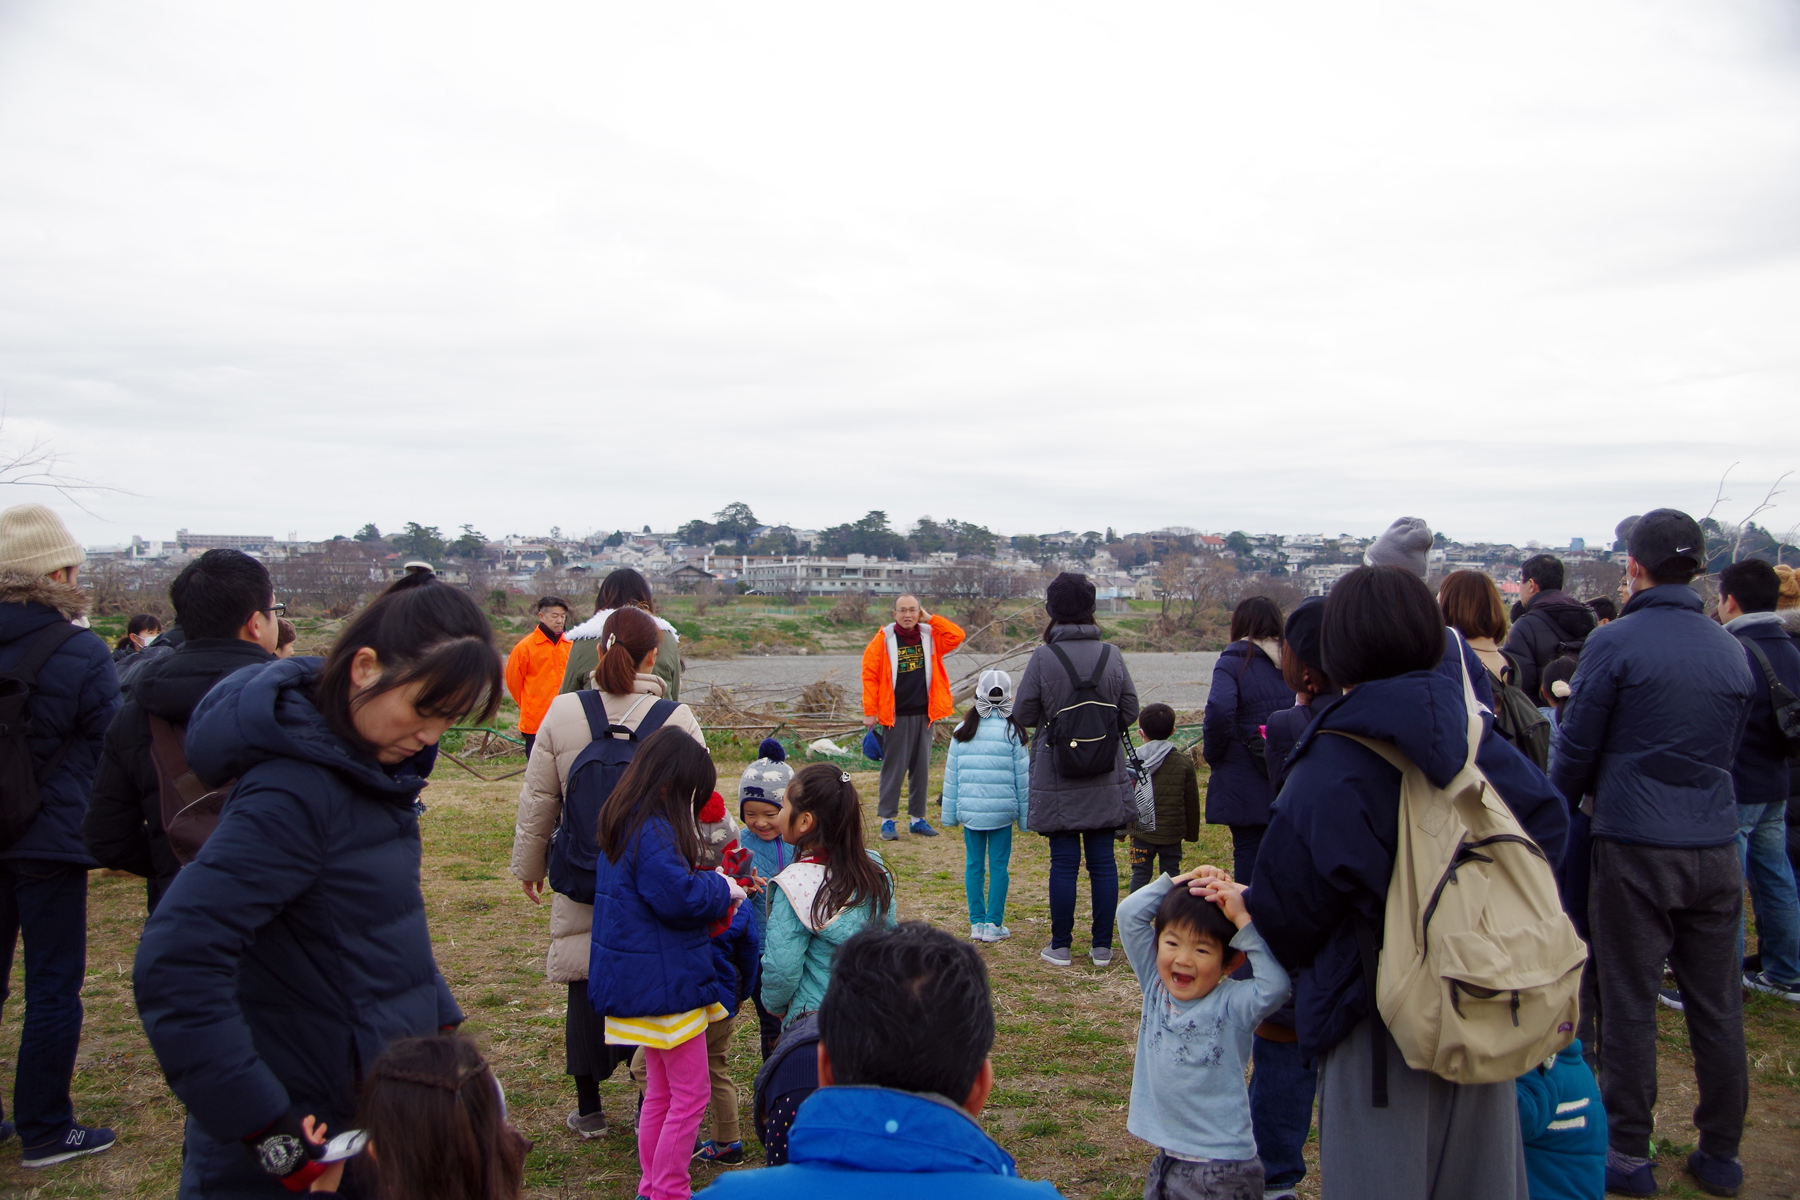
[0,504,85,576]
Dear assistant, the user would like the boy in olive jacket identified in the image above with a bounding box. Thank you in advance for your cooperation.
[1129,704,1200,892]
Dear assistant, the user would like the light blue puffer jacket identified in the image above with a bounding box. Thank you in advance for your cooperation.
[942,714,1030,832]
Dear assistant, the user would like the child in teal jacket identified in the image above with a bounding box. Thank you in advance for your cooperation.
[942,669,1030,943]
[1515,1040,1605,1200]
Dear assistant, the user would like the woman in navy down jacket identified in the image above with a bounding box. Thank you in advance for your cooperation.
[1202,596,1293,881]
[133,573,501,1198]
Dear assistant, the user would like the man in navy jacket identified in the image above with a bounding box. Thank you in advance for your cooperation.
[1550,510,1755,1198]
[0,505,120,1167]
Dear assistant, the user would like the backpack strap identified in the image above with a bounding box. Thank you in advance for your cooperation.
[1045,642,1086,691]
[1351,912,1389,1108]
[1736,633,1793,705]
[1046,641,1111,691]
[634,699,679,741]
[576,690,611,742]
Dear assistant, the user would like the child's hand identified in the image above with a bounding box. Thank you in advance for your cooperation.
[720,870,748,903]
[300,1118,344,1193]
[1172,864,1232,891]
[1199,877,1252,929]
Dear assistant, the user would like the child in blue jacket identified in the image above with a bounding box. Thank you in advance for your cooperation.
[694,900,761,1166]
[737,738,794,1058]
[942,669,1030,942]
[1515,1040,1605,1200]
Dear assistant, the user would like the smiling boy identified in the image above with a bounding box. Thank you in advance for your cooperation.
[1118,869,1291,1199]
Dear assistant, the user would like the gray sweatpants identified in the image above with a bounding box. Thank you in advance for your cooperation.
[1143,1153,1263,1199]
[877,713,932,821]
[1317,1018,1528,1200]
[1588,839,1746,1160]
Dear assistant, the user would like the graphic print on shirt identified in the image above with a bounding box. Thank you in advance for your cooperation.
[1147,991,1229,1068]
[896,640,924,677]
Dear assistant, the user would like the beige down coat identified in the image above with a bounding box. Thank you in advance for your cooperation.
[510,674,705,983]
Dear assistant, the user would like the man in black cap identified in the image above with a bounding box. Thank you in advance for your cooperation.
[1550,509,1756,1198]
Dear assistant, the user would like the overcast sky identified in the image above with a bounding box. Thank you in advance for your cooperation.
[3,1,1798,550]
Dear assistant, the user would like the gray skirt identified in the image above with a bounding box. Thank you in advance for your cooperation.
[1316,1018,1528,1200]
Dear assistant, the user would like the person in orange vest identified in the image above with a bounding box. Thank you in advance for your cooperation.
[506,596,572,756]
[861,593,964,841]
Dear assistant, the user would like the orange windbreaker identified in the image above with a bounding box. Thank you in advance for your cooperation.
[505,626,572,735]
[860,613,966,726]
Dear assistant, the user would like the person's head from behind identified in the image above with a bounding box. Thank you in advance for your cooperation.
[1043,571,1095,637]
[535,595,569,635]
[1139,702,1176,742]
[170,548,278,650]
[1322,566,1445,688]
[894,593,923,631]
[1280,596,1333,697]
[1519,553,1564,601]
[1776,564,1799,612]
[1540,656,1578,711]
[817,922,995,1114]
[1437,569,1508,644]
[1587,596,1618,625]
[596,725,717,867]
[118,613,162,653]
[1717,558,1780,621]
[315,573,502,765]
[781,762,892,925]
[275,618,297,658]
[1152,887,1243,1003]
[952,668,1020,743]
[0,503,84,585]
[1228,595,1283,644]
[356,1035,528,1200]
[594,568,654,616]
[596,606,661,693]
[1624,509,1704,594]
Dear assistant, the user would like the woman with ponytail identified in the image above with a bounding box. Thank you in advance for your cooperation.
[511,604,704,1139]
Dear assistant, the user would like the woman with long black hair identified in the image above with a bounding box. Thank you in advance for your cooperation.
[134,572,502,1197]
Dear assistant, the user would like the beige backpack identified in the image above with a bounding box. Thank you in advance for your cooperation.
[1329,636,1585,1097]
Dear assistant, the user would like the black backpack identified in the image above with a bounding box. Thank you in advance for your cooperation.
[1486,667,1553,772]
[1736,634,1800,759]
[1043,642,1123,779]
[0,622,85,849]
[546,692,676,901]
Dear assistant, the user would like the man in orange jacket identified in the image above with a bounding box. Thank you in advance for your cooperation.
[505,595,572,756]
[861,594,965,841]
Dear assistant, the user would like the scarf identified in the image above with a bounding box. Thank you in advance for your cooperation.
[1136,738,1176,779]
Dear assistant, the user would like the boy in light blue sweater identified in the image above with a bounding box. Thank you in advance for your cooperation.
[1119,869,1291,1199]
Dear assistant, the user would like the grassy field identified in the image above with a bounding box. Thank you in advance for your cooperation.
[2,747,1798,1198]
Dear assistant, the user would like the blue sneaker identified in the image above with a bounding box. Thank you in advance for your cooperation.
[880,820,898,841]
[909,818,939,837]
[1604,1160,1658,1196]
[694,1140,744,1165]
[1686,1150,1741,1197]
[21,1124,115,1168]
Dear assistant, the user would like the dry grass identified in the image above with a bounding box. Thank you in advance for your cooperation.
[3,754,1798,1198]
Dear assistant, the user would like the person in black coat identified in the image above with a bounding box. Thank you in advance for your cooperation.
[85,550,278,913]
[1502,554,1597,702]
[133,572,502,1197]
[1201,596,1291,881]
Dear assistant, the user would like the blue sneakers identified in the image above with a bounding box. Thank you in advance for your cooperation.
[880,820,898,841]
[21,1124,116,1168]
[909,818,939,837]
[1686,1150,1742,1197]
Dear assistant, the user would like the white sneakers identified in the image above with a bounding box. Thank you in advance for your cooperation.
[970,923,1015,943]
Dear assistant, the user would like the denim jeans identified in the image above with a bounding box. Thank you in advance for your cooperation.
[1737,801,1800,985]
[0,859,88,1146]
[1249,1033,1317,1191]
[963,826,1013,926]
[1047,830,1118,950]
[1128,839,1182,893]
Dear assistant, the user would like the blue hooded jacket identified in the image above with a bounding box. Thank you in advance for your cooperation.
[588,814,733,1018]
[0,572,119,865]
[943,713,1030,832]
[1550,585,1754,847]
[1201,639,1292,826]
[1249,667,1570,1062]
[701,1086,1064,1200]
[132,657,461,1146]
[1515,1039,1606,1200]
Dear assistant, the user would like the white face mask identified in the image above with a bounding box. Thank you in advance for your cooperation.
[137,632,158,648]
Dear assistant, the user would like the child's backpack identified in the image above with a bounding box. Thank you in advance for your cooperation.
[0,622,84,849]
[1332,646,1585,1100]
[146,714,238,865]
[1485,666,1553,772]
[1043,642,1123,779]
[753,1012,820,1166]
[547,692,676,901]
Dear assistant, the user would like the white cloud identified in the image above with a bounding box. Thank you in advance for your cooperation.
[2,0,1797,547]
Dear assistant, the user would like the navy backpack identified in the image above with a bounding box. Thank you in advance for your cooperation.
[546,692,677,901]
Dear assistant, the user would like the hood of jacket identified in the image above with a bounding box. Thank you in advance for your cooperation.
[0,570,88,622]
[1299,669,1472,788]
[1521,590,1597,639]
[789,1086,1024,1178]
[185,655,433,798]
[565,607,681,642]
[1044,622,1101,645]
[134,638,277,726]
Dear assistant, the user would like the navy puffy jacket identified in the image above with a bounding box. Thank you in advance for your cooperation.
[1728,617,1800,808]
[1250,668,1569,1062]
[713,899,761,1009]
[588,815,733,1018]
[1202,640,1293,826]
[0,572,119,865]
[133,657,462,1143]
[1551,585,1754,847]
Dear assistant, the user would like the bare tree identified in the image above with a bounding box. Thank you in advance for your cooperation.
[926,564,1042,651]
[0,416,117,513]
[1702,463,1738,524]
[1733,471,1792,562]
[271,542,385,617]
[1566,560,1622,602]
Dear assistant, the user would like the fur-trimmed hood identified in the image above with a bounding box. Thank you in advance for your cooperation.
[0,570,88,620]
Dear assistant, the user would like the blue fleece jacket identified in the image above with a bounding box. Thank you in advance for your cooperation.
[1516,1040,1606,1200]
[700,1086,1064,1199]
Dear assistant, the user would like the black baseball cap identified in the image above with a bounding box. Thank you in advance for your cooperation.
[1626,508,1705,575]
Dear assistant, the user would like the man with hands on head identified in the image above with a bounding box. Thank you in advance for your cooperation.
[861,593,964,842]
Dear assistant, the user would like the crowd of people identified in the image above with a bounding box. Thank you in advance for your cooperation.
[0,498,1796,1200]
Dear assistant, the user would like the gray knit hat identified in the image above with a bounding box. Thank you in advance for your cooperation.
[1364,516,1433,580]
[738,738,794,813]
[0,504,85,576]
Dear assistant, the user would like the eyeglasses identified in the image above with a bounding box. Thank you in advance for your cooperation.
[267,602,287,616]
